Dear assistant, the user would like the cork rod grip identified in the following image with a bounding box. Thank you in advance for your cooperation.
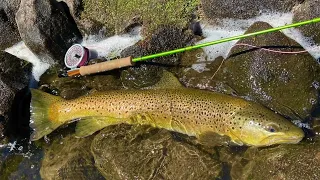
[79,56,133,76]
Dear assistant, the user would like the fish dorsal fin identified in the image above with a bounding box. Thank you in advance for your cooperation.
[75,116,125,138]
[145,70,184,90]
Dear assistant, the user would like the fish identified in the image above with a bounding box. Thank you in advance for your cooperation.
[29,71,304,146]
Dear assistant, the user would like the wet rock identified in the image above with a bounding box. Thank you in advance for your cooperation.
[178,54,238,95]
[120,26,193,89]
[40,134,104,180]
[0,52,31,136]
[120,64,163,89]
[212,22,320,120]
[0,0,21,49]
[201,0,301,21]
[39,64,122,99]
[231,138,320,180]
[91,124,222,180]
[293,0,320,44]
[16,0,82,65]
[82,0,199,36]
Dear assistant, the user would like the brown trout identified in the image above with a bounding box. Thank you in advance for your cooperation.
[30,73,304,146]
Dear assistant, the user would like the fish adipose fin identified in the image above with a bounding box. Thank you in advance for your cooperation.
[75,116,124,138]
[146,70,184,90]
[30,89,65,141]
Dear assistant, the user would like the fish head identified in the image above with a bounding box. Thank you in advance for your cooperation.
[228,104,304,147]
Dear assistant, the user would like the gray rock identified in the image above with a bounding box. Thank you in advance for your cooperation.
[91,124,222,180]
[293,0,320,44]
[211,21,320,120]
[201,0,301,20]
[0,0,21,49]
[15,0,82,64]
[0,51,31,132]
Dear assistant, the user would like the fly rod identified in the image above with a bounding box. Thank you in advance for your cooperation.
[67,17,320,76]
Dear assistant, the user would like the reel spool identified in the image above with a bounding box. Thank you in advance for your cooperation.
[64,44,90,69]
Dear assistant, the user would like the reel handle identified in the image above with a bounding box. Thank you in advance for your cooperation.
[79,56,133,76]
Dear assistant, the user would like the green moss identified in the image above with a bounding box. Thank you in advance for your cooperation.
[82,0,199,35]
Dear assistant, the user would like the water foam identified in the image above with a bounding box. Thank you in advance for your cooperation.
[5,26,142,81]
[5,42,50,81]
[198,12,320,62]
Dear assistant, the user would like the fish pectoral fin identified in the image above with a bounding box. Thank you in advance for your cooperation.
[145,70,184,90]
[197,131,231,147]
[75,116,124,138]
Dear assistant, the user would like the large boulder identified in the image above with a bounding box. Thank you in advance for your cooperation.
[15,0,82,64]
[230,138,320,179]
[0,51,31,137]
[201,0,301,21]
[204,22,319,120]
[0,0,21,49]
[91,124,222,180]
[293,0,320,44]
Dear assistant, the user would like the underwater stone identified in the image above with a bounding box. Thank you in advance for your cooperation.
[231,137,320,179]
[91,124,222,180]
[40,134,104,180]
[16,0,82,65]
[293,0,320,44]
[212,21,320,120]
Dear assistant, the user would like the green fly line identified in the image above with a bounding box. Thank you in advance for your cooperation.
[132,17,320,63]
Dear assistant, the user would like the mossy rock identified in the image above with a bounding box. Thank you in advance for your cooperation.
[230,138,320,180]
[82,0,199,36]
[91,124,222,180]
[40,135,104,180]
[212,22,320,120]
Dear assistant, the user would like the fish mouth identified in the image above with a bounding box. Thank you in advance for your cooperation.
[259,134,304,146]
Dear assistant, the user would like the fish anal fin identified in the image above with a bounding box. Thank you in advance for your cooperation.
[146,70,183,89]
[197,131,232,147]
[75,116,124,138]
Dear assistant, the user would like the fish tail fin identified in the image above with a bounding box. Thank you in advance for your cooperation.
[30,89,64,141]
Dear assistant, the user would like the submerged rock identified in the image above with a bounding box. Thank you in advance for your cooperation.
[201,0,300,21]
[16,0,82,64]
[293,0,320,44]
[211,21,320,120]
[39,65,122,99]
[40,134,104,180]
[231,138,320,180]
[91,124,222,180]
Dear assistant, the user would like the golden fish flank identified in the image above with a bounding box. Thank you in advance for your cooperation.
[30,87,304,147]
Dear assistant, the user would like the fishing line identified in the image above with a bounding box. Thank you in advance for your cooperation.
[210,43,319,79]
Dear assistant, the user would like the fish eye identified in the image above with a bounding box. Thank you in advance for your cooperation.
[264,123,279,133]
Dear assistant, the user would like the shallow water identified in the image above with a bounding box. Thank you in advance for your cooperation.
[1,11,320,180]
